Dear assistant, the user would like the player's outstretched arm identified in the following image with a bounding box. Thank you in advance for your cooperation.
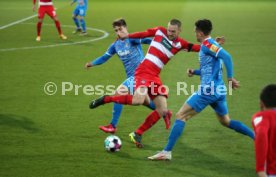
[128,27,159,39]
[70,0,77,6]
[218,49,240,89]
[85,54,112,69]
[187,68,200,77]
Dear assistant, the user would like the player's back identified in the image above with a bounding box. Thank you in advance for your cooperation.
[252,109,276,175]
[113,38,144,78]
[199,38,224,88]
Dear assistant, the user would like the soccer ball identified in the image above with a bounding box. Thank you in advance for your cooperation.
[104,135,122,152]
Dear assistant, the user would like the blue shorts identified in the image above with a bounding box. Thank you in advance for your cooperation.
[73,6,87,17]
[121,76,135,95]
[186,90,228,116]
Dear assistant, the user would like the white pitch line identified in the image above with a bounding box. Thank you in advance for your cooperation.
[0,23,109,52]
[0,14,37,30]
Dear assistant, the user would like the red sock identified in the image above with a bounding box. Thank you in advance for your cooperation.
[54,20,62,35]
[37,22,42,36]
[103,95,133,105]
[135,110,161,135]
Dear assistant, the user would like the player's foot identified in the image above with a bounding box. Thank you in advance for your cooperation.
[163,110,172,129]
[148,150,172,161]
[60,34,67,40]
[99,124,117,133]
[79,31,88,36]
[36,36,41,42]
[89,95,106,109]
[72,28,82,34]
[129,132,144,148]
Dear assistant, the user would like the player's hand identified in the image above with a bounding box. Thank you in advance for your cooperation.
[85,62,92,69]
[215,36,225,45]
[228,78,240,90]
[187,68,194,77]
[32,5,36,12]
[257,171,267,177]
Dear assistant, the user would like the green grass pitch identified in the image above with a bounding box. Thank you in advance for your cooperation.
[0,0,276,177]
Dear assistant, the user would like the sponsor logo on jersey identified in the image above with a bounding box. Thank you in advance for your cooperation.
[161,38,173,51]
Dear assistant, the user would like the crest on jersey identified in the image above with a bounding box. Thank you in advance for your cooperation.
[253,116,263,126]
[210,44,219,53]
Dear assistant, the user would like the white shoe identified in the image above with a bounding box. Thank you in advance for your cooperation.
[148,150,172,160]
[36,36,41,42]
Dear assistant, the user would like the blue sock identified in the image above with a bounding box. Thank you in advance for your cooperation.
[73,17,80,29]
[146,100,156,110]
[80,19,86,32]
[110,103,123,128]
[164,119,186,151]
[228,120,255,140]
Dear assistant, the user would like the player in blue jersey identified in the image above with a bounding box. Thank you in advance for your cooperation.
[148,19,255,160]
[85,18,156,134]
[71,0,88,35]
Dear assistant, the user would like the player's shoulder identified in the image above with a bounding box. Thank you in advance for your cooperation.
[155,26,166,33]
[202,38,221,53]
[252,110,276,122]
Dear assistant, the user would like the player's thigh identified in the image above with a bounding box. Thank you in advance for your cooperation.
[38,7,46,20]
[132,86,148,105]
[73,8,79,17]
[185,92,211,114]
[78,7,87,17]
[46,6,57,19]
[115,77,134,96]
[176,103,197,121]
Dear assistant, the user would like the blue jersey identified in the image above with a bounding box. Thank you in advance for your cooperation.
[198,37,233,88]
[92,38,152,78]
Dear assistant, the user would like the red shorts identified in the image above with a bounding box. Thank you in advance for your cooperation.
[38,5,56,19]
[134,74,168,100]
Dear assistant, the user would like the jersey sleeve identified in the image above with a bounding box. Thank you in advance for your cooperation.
[202,41,233,78]
[252,113,269,173]
[180,39,200,52]
[128,27,160,38]
[129,38,152,45]
[91,43,116,65]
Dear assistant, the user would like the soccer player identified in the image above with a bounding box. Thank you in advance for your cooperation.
[147,19,255,160]
[33,0,67,41]
[71,0,88,35]
[252,84,276,177]
[85,18,156,134]
[90,19,203,148]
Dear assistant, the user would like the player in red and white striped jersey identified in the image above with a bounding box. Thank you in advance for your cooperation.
[252,84,276,177]
[33,0,67,41]
[89,19,201,147]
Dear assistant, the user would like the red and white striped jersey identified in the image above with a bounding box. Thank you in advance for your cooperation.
[129,26,200,76]
[252,109,276,175]
[33,0,53,6]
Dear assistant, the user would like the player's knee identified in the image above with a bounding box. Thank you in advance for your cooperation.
[219,118,230,127]
[132,96,145,105]
[176,111,189,121]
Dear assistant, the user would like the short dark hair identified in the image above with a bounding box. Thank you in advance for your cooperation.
[195,19,212,35]
[112,18,127,28]
[260,84,276,108]
[169,19,181,28]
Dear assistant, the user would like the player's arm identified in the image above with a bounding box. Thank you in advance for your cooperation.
[85,43,115,69]
[70,0,77,6]
[180,39,201,52]
[33,0,36,12]
[187,68,201,77]
[216,49,239,89]
[128,27,160,38]
[129,38,152,45]
[252,114,269,177]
